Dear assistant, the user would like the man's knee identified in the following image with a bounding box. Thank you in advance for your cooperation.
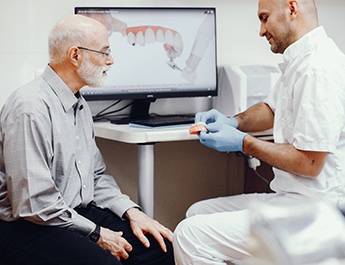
[173,215,205,248]
[186,200,209,217]
[173,216,211,264]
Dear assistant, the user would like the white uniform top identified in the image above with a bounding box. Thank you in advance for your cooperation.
[265,26,345,209]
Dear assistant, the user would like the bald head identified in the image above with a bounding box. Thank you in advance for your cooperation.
[258,0,319,53]
[276,0,318,22]
[48,15,108,64]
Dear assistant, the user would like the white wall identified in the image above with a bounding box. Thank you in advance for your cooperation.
[2,0,345,109]
[1,0,345,229]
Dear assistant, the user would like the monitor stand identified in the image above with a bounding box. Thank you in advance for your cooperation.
[111,98,156,124]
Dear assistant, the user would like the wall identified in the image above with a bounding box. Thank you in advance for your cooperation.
[2,0,345,107]
[1,0,345,229]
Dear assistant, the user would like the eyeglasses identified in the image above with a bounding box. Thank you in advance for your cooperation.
[77,46,111,58]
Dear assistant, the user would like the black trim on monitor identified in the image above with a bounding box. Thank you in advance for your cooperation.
[75,6,218,102]
[80,88,217,101]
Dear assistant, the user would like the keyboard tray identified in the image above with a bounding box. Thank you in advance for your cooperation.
[130,115,195,127]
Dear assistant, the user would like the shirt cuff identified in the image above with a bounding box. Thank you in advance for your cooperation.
[109,198,141,220]
[70,210,96,236]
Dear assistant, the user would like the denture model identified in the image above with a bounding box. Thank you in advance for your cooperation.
[126,26,183,60]
[189,122,208,135]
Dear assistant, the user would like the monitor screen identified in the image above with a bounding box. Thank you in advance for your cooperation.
[75,7,217,121]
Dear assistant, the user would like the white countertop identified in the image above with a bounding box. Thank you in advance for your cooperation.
[94,122,273,144]
[94,122,198,144]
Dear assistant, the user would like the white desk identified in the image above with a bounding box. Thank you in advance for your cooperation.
[94,122,273,217]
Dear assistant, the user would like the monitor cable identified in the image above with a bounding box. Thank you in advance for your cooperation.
[237,152,270,192]
[94,100,122,118]
[92,100,133,122]
[246,155,270,186]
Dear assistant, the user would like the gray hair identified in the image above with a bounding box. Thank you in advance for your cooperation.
[48,19,93,64]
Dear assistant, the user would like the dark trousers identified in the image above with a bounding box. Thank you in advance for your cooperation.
[0,205,175,265]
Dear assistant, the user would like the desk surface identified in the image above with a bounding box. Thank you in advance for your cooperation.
[94,122,273,144]
[94,122,198,144]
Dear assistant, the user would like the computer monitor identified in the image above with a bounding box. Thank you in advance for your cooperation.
[75,7,218,122]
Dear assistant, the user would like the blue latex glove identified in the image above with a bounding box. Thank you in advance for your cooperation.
[195,109,238,128]
[199,123,247,152]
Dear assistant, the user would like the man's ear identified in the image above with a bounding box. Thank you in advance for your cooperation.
[289,0,298,17]
[68,46,80,66]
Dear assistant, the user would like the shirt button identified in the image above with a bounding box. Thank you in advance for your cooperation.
[76,136,80,140]
[83,185,86,189]
[78,161,82,164]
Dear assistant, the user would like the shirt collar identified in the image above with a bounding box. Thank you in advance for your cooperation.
[41,65,78,113]
[279,26,327,72]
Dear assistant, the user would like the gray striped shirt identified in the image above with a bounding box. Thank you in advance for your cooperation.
[0,65,138,236]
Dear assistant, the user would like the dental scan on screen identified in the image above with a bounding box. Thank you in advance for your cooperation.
[76,8,217,98]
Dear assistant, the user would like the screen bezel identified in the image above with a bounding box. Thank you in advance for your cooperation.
[74,6,218,102]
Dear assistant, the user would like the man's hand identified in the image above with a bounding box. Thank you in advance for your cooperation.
[195,109,238,128]
[199,123,247,152]
[97,227,133,261]
[125,208,173,252]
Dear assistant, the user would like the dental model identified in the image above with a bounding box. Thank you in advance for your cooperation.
[126,26,184,60]
[82,12,217,84]
[189,122,208,135]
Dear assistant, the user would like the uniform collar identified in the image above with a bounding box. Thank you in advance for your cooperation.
[279,26,327,73]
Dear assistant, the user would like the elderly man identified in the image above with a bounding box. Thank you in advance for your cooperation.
[0,15,174,265]
[173,0,345,264]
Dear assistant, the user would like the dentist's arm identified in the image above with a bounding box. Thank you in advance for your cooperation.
[234,102,274,133]
[197,103,328,178]
[236,102,328,178]
[243,135,328,178]
[195,102,274,133]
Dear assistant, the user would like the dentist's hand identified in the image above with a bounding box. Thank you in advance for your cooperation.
[195,109,238,128]
[199,123,247,152]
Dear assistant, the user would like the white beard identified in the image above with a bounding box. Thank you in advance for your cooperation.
[78,53,109,87]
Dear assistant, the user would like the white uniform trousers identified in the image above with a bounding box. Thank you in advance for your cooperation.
[173,192,309,265]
